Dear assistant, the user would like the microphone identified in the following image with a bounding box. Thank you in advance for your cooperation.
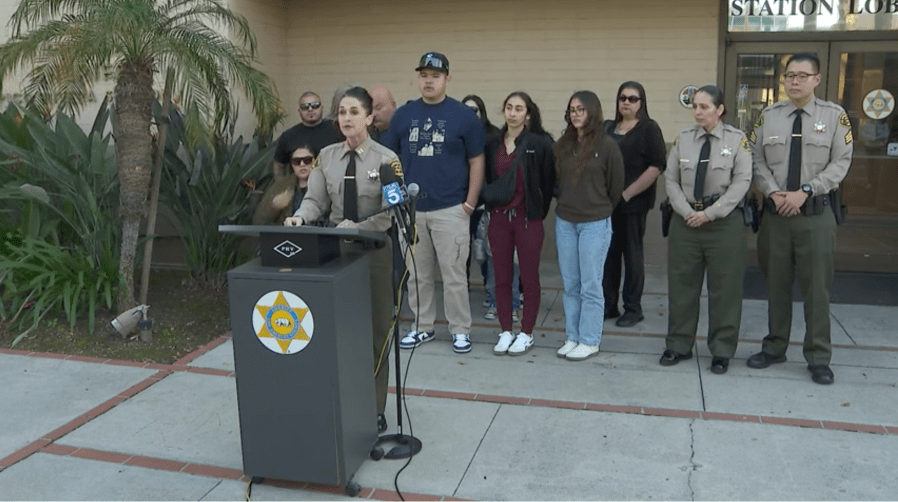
[379,163,416,241]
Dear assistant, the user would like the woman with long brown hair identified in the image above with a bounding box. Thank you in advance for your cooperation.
[553,91,624,361]
[484,91,555,356]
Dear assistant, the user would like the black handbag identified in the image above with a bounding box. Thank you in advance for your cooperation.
[482,137,526,208]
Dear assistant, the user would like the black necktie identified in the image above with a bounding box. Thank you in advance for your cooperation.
[787,110,802,191]
[343,150,358,222]
[693,134,712,201]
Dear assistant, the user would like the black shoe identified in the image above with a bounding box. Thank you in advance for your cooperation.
[746,351,787,369]
[808,364,834,385]
[377,414,387,433]
[615,312,644,327]
[710,357,729,374]
[604,307,621,320]
[659,350,693,366]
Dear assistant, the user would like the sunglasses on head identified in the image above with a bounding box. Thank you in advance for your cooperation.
[299,102,321,111]
[618,95,641,103]
[290,156,315,166]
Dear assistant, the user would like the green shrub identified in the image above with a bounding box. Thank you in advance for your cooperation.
[160,114,274,288]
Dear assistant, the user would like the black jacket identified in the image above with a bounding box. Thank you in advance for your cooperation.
[483,130,556,220]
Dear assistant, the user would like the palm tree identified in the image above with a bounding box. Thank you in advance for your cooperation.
[0,0,281,312]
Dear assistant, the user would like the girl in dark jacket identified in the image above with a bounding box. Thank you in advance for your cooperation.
[484,91,556,356]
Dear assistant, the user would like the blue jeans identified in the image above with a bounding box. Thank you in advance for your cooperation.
[555,216,612,346]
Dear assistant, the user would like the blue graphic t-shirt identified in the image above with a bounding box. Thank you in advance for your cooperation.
[382,97,485,211]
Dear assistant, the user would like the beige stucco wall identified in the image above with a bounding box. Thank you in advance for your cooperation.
[273,0,720,141]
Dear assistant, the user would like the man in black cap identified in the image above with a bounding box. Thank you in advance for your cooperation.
[382,52,486,355]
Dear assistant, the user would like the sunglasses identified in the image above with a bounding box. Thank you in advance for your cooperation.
[422,55,444,69]
[299,102,321,111]
[290,156,315,166]
[618,95,641,103]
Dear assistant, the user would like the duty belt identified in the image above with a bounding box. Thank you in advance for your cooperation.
[690,194,720,211]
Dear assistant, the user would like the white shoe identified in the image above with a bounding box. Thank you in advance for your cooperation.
[493,331,515,355]
[512,310,520,322]
[508,333,533,356]
[556,340,578,358]
[566,344,599,361]
[452,333,472,354]
[484,306,497,320]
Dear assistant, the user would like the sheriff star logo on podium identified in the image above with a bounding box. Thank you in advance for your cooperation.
[252,291,314,354]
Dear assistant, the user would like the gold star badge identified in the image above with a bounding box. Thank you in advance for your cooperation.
[253,291,314,354]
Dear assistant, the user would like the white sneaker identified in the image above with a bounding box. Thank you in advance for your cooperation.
[493,331,515,355]
[566,344,599,361]
[512,310,520,322]
[484,306,497,320]
[482,298,491,308]
[508,333,533,356]
[556,340,578,358]
[452,333,472,354]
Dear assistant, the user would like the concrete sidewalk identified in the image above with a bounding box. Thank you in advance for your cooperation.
[1,265,897,500]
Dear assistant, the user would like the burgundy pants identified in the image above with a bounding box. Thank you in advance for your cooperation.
[488,208,544,333]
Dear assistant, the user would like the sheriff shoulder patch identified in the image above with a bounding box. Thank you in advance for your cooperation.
[753,114,764,129]
[838,112,851,129]
[312,157,322,169]
[740,137,751,152]
[390,158,403,179]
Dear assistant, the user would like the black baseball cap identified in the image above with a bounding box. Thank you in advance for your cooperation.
[415,52,449,73]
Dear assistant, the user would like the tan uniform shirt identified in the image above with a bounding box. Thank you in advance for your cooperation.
[750,97,853,197]
[665,122,752,220]
[294,137,399,233]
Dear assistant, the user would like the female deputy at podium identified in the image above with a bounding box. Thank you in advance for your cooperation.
[253,144,319,225]
[284,86,399,433]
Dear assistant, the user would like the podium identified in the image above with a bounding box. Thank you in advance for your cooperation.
[221,225,387,492]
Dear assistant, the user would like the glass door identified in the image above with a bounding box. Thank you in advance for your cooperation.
[827,41,898,272]
[725,42,829,134]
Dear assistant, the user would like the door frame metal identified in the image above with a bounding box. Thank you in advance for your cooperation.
[723,41,830,128]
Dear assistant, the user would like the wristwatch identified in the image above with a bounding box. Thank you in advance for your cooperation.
[801,184,813,196]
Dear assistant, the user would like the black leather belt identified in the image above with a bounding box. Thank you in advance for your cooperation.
[690,194,720,211]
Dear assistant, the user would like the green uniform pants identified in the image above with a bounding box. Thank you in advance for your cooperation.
[666,211,747,358]
[341,240,393,416]
[756,210,836,365]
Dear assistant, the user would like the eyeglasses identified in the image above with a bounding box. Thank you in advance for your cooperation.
[467,106,480,115]
[299,102,321,111]
[618,95,641,103]
[290,156,315,166]
[568,106,587,116]
[783,72,818,82]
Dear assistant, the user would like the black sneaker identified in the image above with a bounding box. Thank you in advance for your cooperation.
[615,311,644,327]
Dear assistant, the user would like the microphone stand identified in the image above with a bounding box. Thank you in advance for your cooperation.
[373,218,422,459]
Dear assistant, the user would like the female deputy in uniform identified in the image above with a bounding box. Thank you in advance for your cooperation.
[253,144,318,225]
[660,85,752,374]
[284,86,398,432]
